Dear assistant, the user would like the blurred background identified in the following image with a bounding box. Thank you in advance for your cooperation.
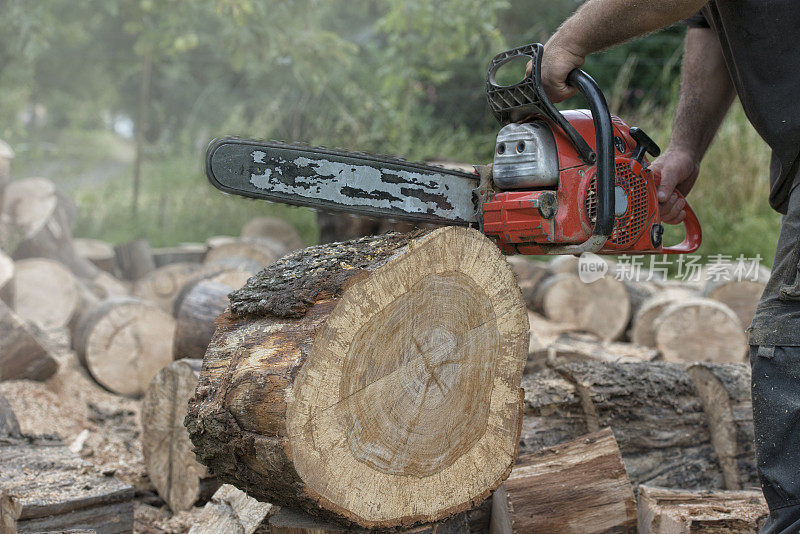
[0,0,779,263]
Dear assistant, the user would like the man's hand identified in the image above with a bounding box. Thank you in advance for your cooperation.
[649,148,700,224]
[540,41,584,102]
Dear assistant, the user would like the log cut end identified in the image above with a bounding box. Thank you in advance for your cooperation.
[187,227,530,528]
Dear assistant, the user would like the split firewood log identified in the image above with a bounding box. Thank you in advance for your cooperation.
[0,177,99,280]
[203,237,286,272]
[74,237,118,275]
[0,248,14,304]
[491,428,636,534]
[687,362,758,490]
[637,486,768,534]
[629,288,698,347]
[240,216,305,251]
[0,300,58,381]
[703,264,770,330]
[142,359,217,512]
[521,361,724,490]
[114,238,156,280]
[152,243,207,267]
[189,484,274,534]
[186,228,529,529]
[532,272,630,340]
[11,258,81,329]
[132,262,205,313]
[73,297,176,396]
[653,297,747,363]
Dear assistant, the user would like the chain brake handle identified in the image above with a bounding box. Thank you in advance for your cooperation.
[486,43,615,253]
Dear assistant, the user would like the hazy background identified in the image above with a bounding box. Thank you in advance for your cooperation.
[1,0,778,262]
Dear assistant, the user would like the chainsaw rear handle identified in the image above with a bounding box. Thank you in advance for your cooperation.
[662,191,702,254]
[486,43,615,253]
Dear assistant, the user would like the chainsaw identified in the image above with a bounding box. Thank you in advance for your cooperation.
[205,43,701,255]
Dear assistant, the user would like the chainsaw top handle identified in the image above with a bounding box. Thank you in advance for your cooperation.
[486,43,615,252]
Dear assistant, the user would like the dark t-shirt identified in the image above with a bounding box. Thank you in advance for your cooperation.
[687,2,800,214]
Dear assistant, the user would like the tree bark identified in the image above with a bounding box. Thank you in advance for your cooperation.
[142,359,217,512]
[0,434,133,534]
[73,297,176,396]
[637,486,768,534]
[497,428,636,533]
[114,238,156,281]
[186,228,529,529]
[172,278,232,360]
[653,297,747,363]
[0,300,58,381]
[687,362,757,490]
[521,361,724,490]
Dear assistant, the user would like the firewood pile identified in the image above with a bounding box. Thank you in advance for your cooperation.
[0,143,770,534]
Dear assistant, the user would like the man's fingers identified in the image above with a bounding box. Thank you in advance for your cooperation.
[661,196,686,224]
[525,60,533,77]
[657,170,679,203]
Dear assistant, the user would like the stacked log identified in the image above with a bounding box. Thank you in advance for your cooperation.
[703,264,770,329]
[142,359,217,512]
[132,262,205,313]
[629,289,697,347]
[688,362,758,490]
[172,278,233,360]
[240,216,305,251]
[491,429,636,533]
[74,238,118,275]
[0,248,13,304]
[73,297,176,396]
[0,300,58,381]
[203,237,285,272]
[637,486,768,533]
[114,238,156,280]
[11,258,81,329]
[521,361,724,489]
[0,139,13,192]
[187,228,529,528]
[152,243,207,267]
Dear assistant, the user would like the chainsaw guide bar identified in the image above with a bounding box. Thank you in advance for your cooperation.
[206,138,480,226]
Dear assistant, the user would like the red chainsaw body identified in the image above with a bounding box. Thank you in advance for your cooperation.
[481,111,701,255]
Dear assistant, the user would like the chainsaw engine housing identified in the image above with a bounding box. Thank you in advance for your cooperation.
[482,111,665,255]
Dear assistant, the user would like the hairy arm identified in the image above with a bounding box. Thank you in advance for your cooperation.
[652,26,735,223]
[542,0,708,101]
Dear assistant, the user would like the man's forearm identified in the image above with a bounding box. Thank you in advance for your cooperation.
[669,27,735,163]
[549,0,708,58]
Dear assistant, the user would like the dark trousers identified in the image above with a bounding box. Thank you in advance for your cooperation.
[751,345,800,533]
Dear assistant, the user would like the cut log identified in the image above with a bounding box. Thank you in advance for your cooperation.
[637,486,768,534]
[0,433,134,534]
[497,428,636,533]
[0,300,58,381]
[186,228,530,528]
[152,243,207,267]
[114,238,156,281]
[0,248,14,304]
[1,178,100,280]
[533,272,630,340]
[703,266,770,331]
[268,507,473,534]
[88,271,129,300]
[687,362,757,490]
[0,394,20,437]
[527,331,658,374]
[505,257,550,311]
[203,237,286,272]
[12,258,80,329]
[73,297,176,396]
[629,289,698,347]
[74,238,118,276]
[654,298,747,363]
[172,278,232,360]
[132,262,204,313]
[142,359,216,512]
[521,361,723,489]
[240,216,305,251]
[189,484,274,534]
